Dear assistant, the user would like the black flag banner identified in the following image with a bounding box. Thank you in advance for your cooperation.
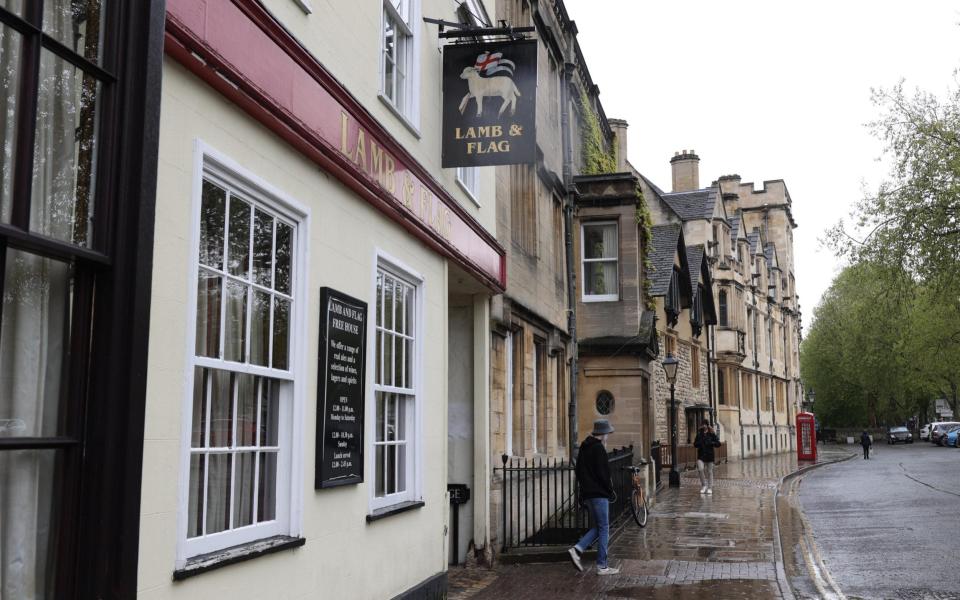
[441,39,537,168]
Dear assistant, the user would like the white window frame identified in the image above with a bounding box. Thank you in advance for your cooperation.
[176,141,309,567]
[379,0,421,131]
[456,167,481,207]
[367,249,424,513]
[580,221,619,302]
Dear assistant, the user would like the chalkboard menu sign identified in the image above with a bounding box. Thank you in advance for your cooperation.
[316,287,367,489]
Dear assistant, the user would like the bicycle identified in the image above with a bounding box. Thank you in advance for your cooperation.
[623,460,649,527]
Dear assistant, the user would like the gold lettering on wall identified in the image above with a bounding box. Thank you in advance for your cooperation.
[353,129,366,167]
[340,111,350,155]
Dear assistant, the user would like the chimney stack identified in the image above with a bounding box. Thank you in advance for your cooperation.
[670,149,700,192]
[608,118,629,172]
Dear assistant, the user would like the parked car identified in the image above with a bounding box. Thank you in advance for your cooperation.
[887,426,913,444]
[945,428,960,448]
[920,424,931,440]
[929,422,960,445]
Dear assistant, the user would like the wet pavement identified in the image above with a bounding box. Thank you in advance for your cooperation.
[794,442,960,600]
[449,447,854,599]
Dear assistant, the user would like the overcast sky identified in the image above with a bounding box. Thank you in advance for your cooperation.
[563,1,960,330]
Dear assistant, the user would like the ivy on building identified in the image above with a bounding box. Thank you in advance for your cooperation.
[579,88,617,175]
[635,185,655,310]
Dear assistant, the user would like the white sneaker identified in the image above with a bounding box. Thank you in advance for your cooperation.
[700,486,707,494]
[567,547,583,572]
[597,565,620,576]
[706,488,713,495]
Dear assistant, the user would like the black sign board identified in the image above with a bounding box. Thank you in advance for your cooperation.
[316,287,367,489]
[441,39,537,168]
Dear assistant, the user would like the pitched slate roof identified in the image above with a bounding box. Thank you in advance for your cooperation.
[649,224,683,297]
[661,189,716,222]
[765,242,779,269]
[686,245,705,292]
[730,211,742,240]
[747,230,761,255]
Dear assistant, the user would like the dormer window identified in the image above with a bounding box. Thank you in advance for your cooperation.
[665,268,681,327]
[691,285,704,337]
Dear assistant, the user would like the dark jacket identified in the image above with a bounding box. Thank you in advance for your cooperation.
[694,430,721,462]
[860,432,872,448]
[575,436,614,500]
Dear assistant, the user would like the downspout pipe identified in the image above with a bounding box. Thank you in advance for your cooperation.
[753,297,763,458]
[562,60,578,460]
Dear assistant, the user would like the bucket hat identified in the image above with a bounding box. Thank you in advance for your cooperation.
[592,419,614,436]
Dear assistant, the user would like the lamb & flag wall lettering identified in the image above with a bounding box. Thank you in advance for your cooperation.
[442,40,537,167]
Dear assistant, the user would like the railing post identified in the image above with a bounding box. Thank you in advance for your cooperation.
[500,454,508,553]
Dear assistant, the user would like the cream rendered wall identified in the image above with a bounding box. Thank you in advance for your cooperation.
[138,59,452,600]
[258,0,497,235]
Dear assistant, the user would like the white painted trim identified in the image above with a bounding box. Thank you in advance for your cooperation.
[455,167,481,208]
[291,0,312,14]
[367,248,425,513]
[378,0,422,133]
[175,140,310,568]
[580,220,620,302]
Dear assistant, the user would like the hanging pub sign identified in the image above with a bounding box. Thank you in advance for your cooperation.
[316,287,367,489]
[441,39,537,168]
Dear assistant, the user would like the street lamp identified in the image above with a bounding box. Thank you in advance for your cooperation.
[806,388,815,412]
[662,353,680,487]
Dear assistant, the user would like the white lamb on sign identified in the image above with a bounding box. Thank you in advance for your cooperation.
[458,66,521,117]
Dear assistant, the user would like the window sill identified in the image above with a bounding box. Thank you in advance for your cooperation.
[173,535,305,581]
[377,94,421,139]
[366,500,425,523]
[582,295,619,303]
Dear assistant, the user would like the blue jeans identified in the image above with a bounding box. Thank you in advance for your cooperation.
[575,497,610,568]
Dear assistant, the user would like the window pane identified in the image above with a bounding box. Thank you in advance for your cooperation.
[404,339,412,389]
[383,332,394,387]
[386,444,396,494]
[375,445,384,497]
[257,452,277,522]
[274,222,292,295]
[0,450,59,597]
[383,17,396,103]
[396,281,406,336]
[403,284,413,336]
[43,0,106,64]
[195,270,222,358]
[384,277,394,331]
[31,49,101,247]
[376,272,383,328]
[0,250,73,438]
[272,297,289,370]
[395,396,406,441]
[233,452,255,528]
[0,0,24,16]
[252,210,273,287]
[376,392,386,442]
[224,280,247,362]
[584,261,617,296]
[227,196,250,279]
[199,180,226,269]
[209,370,233,447]
[191,368,207,447]
[395,337,404,388]
[259,379,278,447]
[584,225,616,259]
[187,454,205,538]
[0,24,21,223]
[205,453,232,534]
[375,330,382,386]
[386,394,396,441]
[236,373,256,446]
[396,443,406,493]
[250,290,270,367]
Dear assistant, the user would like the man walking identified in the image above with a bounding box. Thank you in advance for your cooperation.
[694,420,721,494]
[568,419,619,575]
[860,430,872,459]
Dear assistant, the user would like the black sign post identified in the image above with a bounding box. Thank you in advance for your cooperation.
[441,39,537,168]
[316,288,367,489]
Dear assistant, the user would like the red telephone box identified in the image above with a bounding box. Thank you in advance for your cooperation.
[796,412,817,461]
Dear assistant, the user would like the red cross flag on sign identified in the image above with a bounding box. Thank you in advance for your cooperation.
[474,51,516,77]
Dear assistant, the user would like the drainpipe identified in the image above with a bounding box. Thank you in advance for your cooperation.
[753,297,762,458]
[769,313,776,453]
[562,59,578,461]
[706,324,715,442]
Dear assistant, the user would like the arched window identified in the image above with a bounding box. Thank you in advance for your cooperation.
[719,290,728,327]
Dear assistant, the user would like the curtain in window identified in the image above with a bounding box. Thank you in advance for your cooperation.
[0,251,71,599]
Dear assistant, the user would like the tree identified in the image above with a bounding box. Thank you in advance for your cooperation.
[826,79,960,292]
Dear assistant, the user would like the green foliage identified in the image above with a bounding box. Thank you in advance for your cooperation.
[801,262,959,428]
[813,69,960,427]
[635,184,656,310]
[825,79,960,292]
[579,88,617,175]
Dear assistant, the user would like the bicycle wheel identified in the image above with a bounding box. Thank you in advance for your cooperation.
[631,489,648,527]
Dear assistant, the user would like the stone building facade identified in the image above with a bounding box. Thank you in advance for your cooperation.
[487,0,617,559]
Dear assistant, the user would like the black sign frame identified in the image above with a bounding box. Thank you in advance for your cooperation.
[441,39,537,168]
[315,287,368,489]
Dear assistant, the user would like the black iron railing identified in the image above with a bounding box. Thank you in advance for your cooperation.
[650,440,662,488]
[498,445,634,553]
